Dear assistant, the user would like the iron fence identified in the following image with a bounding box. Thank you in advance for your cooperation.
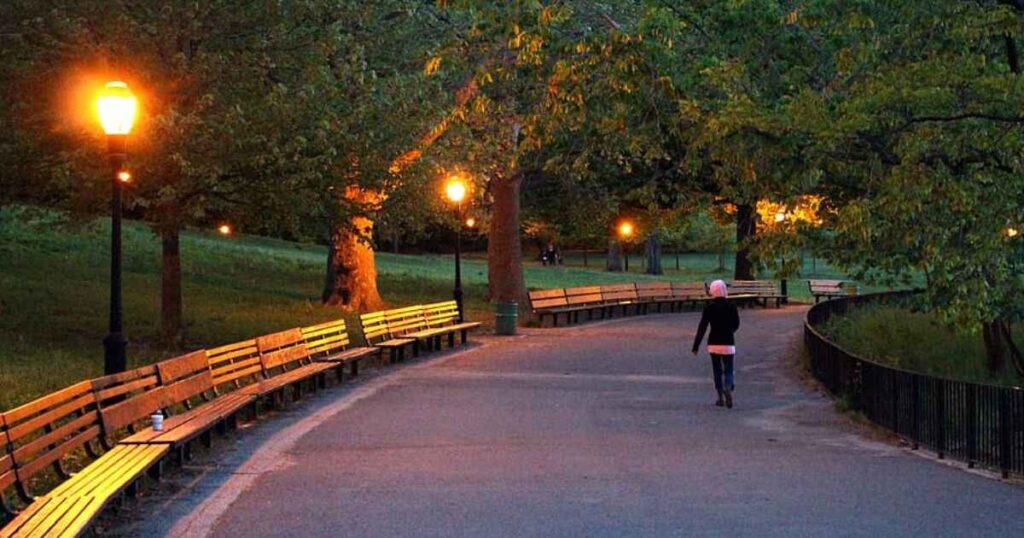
[804,292,1024,479]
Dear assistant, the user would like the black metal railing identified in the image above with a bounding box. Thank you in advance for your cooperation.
[805,292,1024,478]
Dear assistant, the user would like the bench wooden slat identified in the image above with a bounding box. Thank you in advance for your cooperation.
[0,414,14,493]
[3,382,103,499]
[156,350,209,384]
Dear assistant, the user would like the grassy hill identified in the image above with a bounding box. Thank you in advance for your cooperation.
[0,206,855,410]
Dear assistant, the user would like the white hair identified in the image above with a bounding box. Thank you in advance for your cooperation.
[709,279,728,298]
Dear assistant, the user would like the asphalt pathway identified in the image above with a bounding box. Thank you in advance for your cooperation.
[120,306,1023,537]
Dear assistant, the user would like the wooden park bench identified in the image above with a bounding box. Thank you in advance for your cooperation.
[360,303,481,361]
[808,279,857,303]
[0,381,168,538]
[112,351,256,458]
[671,282,712,310]
[419,301,482,350]
[726,280,785,308]
[635,282,674,314]
[238,329,339,405]
[360,307,420,363]
[527,287,606,326]
[301,319,380,380]
[600,283,639,317]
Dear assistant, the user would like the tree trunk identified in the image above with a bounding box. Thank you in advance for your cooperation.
[606,240,623,271]
[487,173,527,310]
[645,233,663,275]
[322,187,386,311]
[734,203,757,280]
[160,225,183,347]
[982,320,1007,374]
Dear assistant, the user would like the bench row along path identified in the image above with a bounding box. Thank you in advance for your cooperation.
[120,306,1023,537]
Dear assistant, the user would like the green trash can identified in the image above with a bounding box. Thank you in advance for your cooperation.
[495,302,518,336]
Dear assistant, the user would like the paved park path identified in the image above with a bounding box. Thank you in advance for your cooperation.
[118,306,1023,537]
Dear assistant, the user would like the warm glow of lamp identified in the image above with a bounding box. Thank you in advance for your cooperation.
[218,224,232,236]
[97,81,137,136]
[465,217,476,228]
[775,212,786,223]
[1008,227,1020,238]
[618,221,635,238]
[117,171,131,183]
[445,176,467,203]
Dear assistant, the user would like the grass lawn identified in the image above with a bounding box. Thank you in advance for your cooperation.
[821,304,1023,387]
[1,206,862,410]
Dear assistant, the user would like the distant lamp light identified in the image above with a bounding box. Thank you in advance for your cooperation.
[218,224,232,236]
[445,176,467,203]
[465,217,476,228]
[1008,227,1020,238]
[775,212,786,223]
[97,81,138,137]
[618,221,635,238]
[117,170,131,183]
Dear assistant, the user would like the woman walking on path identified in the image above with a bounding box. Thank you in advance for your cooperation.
[691,279,741,408]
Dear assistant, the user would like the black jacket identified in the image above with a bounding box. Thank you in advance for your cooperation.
[691,298,740,353]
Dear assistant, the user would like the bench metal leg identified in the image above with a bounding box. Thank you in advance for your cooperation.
[148,460,164,482]
[201,430,213,449]
[351,360,360,378]
[126,480,140,500]
[461,329,468,344]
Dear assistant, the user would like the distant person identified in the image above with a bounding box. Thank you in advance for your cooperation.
[543,243,559,266]
[691,279,740,408]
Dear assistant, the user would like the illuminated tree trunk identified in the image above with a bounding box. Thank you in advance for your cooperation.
[487,172,527,311]
[322,188,386,311]
[734,203,757,280]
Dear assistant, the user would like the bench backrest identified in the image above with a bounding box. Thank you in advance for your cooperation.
[93,365,169,437]
[2,381,101,499]
[671,282,709,299]
[359,311,391,345]
[635,282,672,300]
[808,279,845,291]
[565,286,603,306]
[0,413,14,502]
[600,283,638,303]
[728,280,778,296]
[157,350,215,409]
[528,289,568,311]
[302,319,352,358]
[256,328,310,374]
[423,301,460,327]
[385,305,428,336]
[207,339,262,393]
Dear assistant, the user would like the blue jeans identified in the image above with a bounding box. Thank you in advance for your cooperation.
[710,354,735,393]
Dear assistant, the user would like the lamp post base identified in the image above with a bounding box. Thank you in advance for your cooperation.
[103,331,127,375]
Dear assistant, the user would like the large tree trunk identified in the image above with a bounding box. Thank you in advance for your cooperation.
[734,203,757,280]
[487,173,527,311]
[645,232,663,275]
[160,224,183,347]
[607,239,623,271]
[983,320,1007,374]
[322,187,386,311]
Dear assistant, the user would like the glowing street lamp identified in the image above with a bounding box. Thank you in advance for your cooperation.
[97,81,137,375]
[444,175,469,321]
[618,220,635,272]
[218,224,232,236]
[774,211,786,223]
[1007,227,1019,238]
[465,217,476,229]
